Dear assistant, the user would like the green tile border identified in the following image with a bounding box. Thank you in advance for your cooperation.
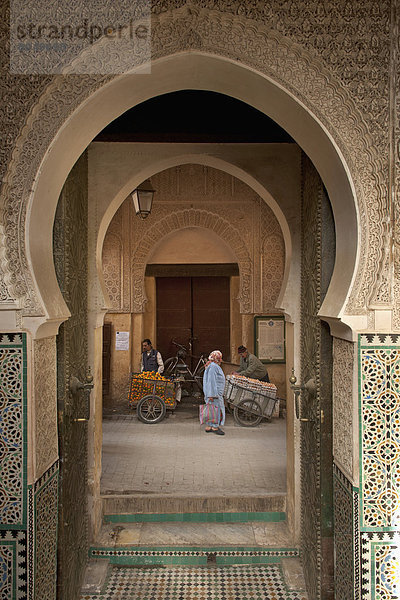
[104,511,286,524]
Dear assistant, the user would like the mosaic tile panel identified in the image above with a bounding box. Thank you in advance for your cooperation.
[0,334,28,600]
[34,462,59,600]
[0,530,27,600]
[81,564,308,600]
[360,531,400,599]
[354,490,360,600]
[27,486,34,600]
[0,334,27,528]
[359,335,400,529]
[333,465,355,600]
[0,542,13,599]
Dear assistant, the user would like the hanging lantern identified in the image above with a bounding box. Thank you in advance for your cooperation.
[131,179,154,219]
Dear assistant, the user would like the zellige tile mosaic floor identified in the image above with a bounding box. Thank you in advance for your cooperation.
[80,564,308,600]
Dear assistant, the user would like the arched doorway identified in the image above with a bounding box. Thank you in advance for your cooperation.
[14,53,358,332]
[3,48,360,600]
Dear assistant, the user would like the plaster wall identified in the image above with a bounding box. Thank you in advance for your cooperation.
[103,314,132,413]
[148,228,236,264]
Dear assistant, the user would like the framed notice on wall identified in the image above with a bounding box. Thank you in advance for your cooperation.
[254,316,286,363]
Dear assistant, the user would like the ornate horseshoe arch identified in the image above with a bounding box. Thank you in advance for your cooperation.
[131,209,253,314]
[0,4,376,332]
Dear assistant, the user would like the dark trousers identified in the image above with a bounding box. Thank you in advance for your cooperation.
[259,373,270,383]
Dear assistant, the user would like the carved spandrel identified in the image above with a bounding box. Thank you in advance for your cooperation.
[0,2,394,320]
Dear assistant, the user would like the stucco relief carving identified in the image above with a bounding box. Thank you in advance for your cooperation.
[333,337,355,480]
[0,2,393,320]
[102,233,123,310]
[33,337,58,478]
[131,208,253,313]
[260,202,285,312]
[102,165,286,316]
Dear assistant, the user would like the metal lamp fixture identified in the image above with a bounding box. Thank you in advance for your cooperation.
[131,179,155,219]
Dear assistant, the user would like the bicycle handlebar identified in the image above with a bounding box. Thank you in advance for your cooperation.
[171,340,207,362]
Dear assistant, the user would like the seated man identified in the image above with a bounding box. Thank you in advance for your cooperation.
[235,345,270,382]
[141,339,164,374]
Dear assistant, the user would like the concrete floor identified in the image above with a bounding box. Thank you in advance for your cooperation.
[101,400,287,498]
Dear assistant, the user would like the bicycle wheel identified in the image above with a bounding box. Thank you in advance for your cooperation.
[164,357,179,377]
[194,363,205,392]
[233,398,263,427]
[137,395,166,424]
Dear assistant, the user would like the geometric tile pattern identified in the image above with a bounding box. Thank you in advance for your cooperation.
[360,531,400,599]
[359,335,400,529]
[0,334,28,600]
[80,564,308,600]
[0,530,27,600]
[374,542,400,599]
[359,335,400,600]
[90,547,300,565]
[0,334,26,527]
[34,463,59,600]
[0,543,13,599]
[354,491,360,600]
[333,465,355,600]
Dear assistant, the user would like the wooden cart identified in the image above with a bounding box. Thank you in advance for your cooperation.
[129,373,180,424]
[224,375,279,427]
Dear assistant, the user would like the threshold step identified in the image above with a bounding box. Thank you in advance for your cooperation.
[104,511,286,523]
[92,520,294,552]
[101,493,286,516]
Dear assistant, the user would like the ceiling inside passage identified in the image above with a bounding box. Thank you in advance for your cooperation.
[94,90,295,144]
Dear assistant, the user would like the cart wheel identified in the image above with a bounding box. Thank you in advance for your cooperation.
[137,395,166,424]
[225,400,233,414]
[194,364,205,392]
[233,398,263,427]
[164,357,179,377]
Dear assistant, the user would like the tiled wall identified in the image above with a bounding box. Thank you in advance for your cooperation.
[0,332,59,600]
[0,333,28,599]
[333,465,359,600]
[358,334,400,599]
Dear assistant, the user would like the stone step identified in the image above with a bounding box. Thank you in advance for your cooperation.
[101,493,286,517]
[94,519,293,549]
[89,520,299,569]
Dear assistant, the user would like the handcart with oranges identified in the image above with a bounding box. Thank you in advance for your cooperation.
[128,371,181,424]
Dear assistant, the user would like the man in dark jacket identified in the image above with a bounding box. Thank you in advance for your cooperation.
[141,339,164,373]
[235,345,269,382]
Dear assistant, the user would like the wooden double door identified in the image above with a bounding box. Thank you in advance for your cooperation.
[156,276,230,365]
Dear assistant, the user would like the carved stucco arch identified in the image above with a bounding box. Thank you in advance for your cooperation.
[131,209,252,314]
[0,4,378,333]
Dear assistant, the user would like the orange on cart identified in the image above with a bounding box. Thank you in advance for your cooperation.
[129,371,179,423]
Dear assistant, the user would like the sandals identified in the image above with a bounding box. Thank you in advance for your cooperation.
[205,427,225,435]
[213,428,225,435]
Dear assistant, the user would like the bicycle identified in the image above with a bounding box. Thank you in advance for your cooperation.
[164,340,207,394]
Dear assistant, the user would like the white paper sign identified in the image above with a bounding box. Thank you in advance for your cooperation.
[115,331,130,351]
[257,319,285,361]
